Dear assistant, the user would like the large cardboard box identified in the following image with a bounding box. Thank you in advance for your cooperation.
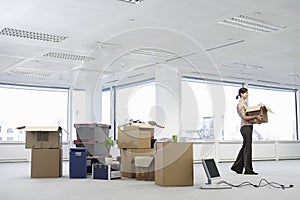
[120,148,154,178]
[118,124,154,149]
[246,105,272,124]
[155,142,193,186]
[24,126,62,149]
[31,148,62,178]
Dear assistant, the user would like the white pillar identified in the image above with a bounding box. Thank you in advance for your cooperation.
[72,83,102,123]
[155,65,182,139]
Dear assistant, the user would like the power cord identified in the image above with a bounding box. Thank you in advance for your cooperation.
[217,179,294,189]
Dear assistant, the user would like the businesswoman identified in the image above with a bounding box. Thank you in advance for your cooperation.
[231,87,263,175]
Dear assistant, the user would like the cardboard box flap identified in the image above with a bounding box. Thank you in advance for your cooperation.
[135,156,154,167]
[119,123,154,131]
[246,106,261,112]
[246,105,273,113]
[266,107,274,113]
[25,126,61,132]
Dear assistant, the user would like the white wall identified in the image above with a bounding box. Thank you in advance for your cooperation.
[1,141,299,163]
[193,140,300,163]
[0,142,70,163]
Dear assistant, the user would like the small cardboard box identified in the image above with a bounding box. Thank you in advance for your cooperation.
[23,126,62,149]
[120,148,154,178]
[31,148,62,178]
[246,105,273,124]
[135,156,155,181]
[118,124,154,149]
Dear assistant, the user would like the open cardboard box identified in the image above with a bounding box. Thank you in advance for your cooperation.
[246,105,273,124]
[17,126,62,149]
[117,123,154,149]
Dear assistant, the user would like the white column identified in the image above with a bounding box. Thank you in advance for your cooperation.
[155,65,182,139]
[72,83,102,123]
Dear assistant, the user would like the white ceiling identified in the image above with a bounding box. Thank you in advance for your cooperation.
[0,0,300,90]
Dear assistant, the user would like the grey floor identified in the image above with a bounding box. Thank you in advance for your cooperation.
[0,160,300,200]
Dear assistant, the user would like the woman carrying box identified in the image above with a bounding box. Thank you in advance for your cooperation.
[231,87,263,175]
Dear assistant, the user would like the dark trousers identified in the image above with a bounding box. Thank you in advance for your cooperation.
[231,125,253,173]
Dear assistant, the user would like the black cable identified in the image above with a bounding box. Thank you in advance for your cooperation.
[217,178,294,189]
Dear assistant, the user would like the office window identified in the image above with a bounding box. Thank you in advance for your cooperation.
[115,82,155,128]
[102,90,111,125]
[182,79,298,141]
[247,86,297,140]
[182,80,239,140]
[0,85,68,142]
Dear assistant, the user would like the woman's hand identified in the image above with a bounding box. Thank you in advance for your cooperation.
[256,114,263,121]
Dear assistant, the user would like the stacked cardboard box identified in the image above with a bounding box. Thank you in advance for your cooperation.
[24,126,62,178]
[118,123,155,180]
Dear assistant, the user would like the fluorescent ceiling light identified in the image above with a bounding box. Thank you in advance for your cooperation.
[219,15,286,33]
[8,69,51,79]
[0,27,67,42]
[222,62,263,72]
[130,48,178,59]
[43,52,96,62]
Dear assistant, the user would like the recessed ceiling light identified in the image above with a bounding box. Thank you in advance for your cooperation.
[0,27,67,42]
[219,14,286,33]
[130,48,178,59]
[222,62,263,72]
[43,52,96,62]
[8,69,51,79]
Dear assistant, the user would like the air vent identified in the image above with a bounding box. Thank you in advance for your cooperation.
[0,28,67,42]
[43,52,96,62]
[257,80,281,85]
[105,80,118,84]
[284,83,300,87]
[128,73,144,79]
[191,71,220,77]
[8,69,51,79]
[83,41,121,50]
[130,48,178,59]
[222,62,263,72]
[219,14,286,33]
[205,40,244,51]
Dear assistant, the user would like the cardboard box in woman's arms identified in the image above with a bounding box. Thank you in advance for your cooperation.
[246,105,273,124]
